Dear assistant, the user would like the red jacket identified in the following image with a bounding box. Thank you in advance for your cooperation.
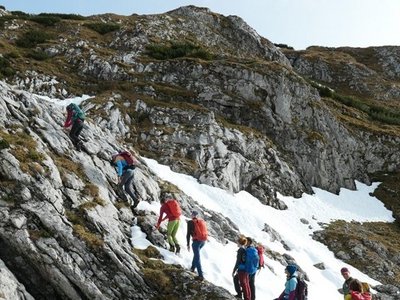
[156,200,180,227]
[351,291,372,300]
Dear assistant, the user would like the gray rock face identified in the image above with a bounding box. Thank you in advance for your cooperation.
[0,81,237,299]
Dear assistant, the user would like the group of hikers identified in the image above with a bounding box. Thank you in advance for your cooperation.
[156,193,209,281]
[64,103,210,281]
[64,103,372,299]
[340,267,372,300]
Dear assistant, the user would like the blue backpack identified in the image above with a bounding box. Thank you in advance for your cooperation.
[245,246,259,275]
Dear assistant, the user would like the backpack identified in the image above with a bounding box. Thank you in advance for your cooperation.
[361,282,370,293]
[256,245,265,269]
[119,150,138,166]
[293,275,308,300]
[165,199,181,218]
[192,218,208,241]
[244,246,259,275]
[68,103,85,121]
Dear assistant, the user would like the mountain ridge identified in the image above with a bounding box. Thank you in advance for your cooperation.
[0,5,400,299]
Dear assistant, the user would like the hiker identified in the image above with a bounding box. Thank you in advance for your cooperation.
[346,279,372,300]
[111,151,139,209]
[246,237,260,300]
[232,235,251,300]
[341,267,354,299]
[156,193,181,253]
[276,264,298,300]
[187,210,208,281]
[64,103,85,149]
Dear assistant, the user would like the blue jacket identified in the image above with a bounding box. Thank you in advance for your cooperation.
[279,274,297,300]
[116,159,129,177]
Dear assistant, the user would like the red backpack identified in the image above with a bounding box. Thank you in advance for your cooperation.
[165,199,181,218]
[192,218,208,241]
[256,245,265,268]
[119,150,138,166]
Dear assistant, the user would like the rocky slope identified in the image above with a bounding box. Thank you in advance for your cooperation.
[0,4,400,299]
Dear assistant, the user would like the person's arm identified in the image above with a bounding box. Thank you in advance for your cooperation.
[287,278,297,300]
[156,205,165,228]
[116,160,124,177]
[64,110,73,127]
[186,220,194,249]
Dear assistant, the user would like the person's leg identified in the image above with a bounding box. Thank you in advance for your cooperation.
[166,220,178,249]
[170,220,180,253]
[192,240,205,278]
[120,169,138,206]
[69,121,83,145]
[249,273,255,300]
[233,273,242,297]
[238,271,251,300]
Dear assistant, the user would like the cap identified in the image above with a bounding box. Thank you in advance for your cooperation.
[191,211,199,218]
[286,265,297,276]
[341,267,349,274]
[163,192,173,200]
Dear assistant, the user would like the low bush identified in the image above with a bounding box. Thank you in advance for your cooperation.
[16,30,53,48]
[30,15,61,26]
[146,42,213,60]
[84,22,121,34]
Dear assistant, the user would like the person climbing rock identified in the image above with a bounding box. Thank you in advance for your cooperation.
[64,103,85,150]
[111,150,139,209]
[155,193,182,254]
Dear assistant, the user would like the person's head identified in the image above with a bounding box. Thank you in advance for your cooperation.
[341,267,350,280]
[246,237,253,246]
[237,235,247,247]
[285,264,297,277]
[160,192,173,203]
[349,279,362,292]
[191,210,199,219]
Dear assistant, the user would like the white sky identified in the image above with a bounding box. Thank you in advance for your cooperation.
[1,0,399,50]
[131,157,394,300]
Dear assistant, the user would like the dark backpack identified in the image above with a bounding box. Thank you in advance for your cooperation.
[165,199,181,218]
[192,218,208,241]
[244,246,259,275]
[119,150,137,166]
[293,275,308,300]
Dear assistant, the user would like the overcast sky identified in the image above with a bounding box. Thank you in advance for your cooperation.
[1,0,399,49]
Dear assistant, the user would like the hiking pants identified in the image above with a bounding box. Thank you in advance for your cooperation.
[238,271,251,300]
[191,240,205,278]
[233,273,242,297]
[69,120,84,145]
[249,273,256,300]
[120,169,138,208]
[167,219,180,247]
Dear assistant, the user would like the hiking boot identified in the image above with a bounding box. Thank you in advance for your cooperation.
[175,244,181,254]
[234,294,242,299]
[190,267,195,273]
[195,276,204,281]
[169,245,175,253]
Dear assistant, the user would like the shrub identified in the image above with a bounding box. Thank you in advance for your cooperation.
[0,56,15,77]
[16,30,53,48]
[145,42,213,60]
[26,49,50,61]
[84,22,121,34]
[0,139,10,149]
[10,11,29,17]
[38,13,86,20]
[30,15,61,26]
